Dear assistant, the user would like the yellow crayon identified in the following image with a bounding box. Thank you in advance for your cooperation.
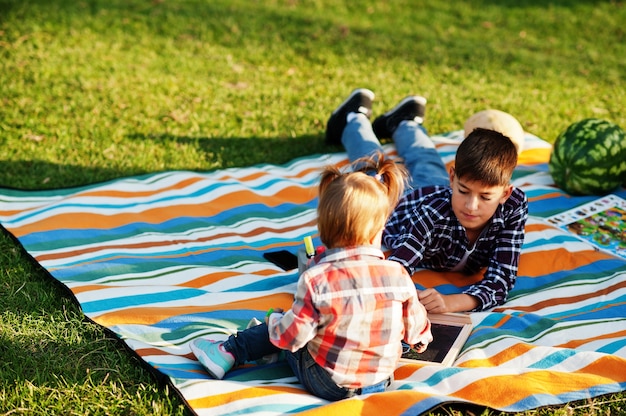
[304,236,315,258]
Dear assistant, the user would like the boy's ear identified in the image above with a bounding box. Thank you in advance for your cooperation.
[448,166,455,183]
[500,184,514,204]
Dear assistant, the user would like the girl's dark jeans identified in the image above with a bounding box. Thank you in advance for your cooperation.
[223,322,388,401]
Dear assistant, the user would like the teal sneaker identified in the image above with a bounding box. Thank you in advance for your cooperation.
[190,339,235,379]
[246,317,263,328]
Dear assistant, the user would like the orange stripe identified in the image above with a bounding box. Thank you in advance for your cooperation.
[297,390,430,416]
[9,186,317,238]
[35,218,317,263]
[188,356,625,414]
[517,148,551,165]
[506,296,626,317]
[443,147,550,172]
[462,342,533,367]
[187,385,308,409]
[526,191,568,203]
[578,355,626,381]
[486,313,514,330]
[525,222,554,232]
[92,293,295,326]
[46,247,267,272]
[77,176,206,198]
[452,369,615,408]
[216,165,323,181]
[68,268,248,294]
[559,328,626,349]
[394,363,428,380]
[412,269,483,288]
[0,209,25,216]
[518,247,616,278]
[134,347,177,357]
[0,177,205,217]
[183,268,279,288]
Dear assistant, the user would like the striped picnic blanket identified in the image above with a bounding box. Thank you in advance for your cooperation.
[1,131,625,416]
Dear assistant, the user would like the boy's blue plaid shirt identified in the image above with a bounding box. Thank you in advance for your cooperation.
[383,186,528,311]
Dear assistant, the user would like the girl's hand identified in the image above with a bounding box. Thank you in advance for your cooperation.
[264,308,284,325]
[413,342,427,354]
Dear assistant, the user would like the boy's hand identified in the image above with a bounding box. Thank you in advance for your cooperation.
[418,288,448,313]
[418,289,478,313]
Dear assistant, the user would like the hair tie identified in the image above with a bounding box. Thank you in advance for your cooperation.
[374,173,383,183]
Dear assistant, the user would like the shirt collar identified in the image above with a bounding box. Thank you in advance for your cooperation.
[317,246,385,264]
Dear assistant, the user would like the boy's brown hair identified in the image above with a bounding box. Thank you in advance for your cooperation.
[317,154,407,249]
[454,128,518,186]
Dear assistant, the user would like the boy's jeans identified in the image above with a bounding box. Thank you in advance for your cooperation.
[342,116,450,189]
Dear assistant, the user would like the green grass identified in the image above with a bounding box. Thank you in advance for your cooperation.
[1,0,625,414]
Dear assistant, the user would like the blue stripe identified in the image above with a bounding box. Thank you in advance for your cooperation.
[81,288,205,313]
[528,349,578,368]
[18,201,318,249]
[598,337,626,355]
[6,176,321,225]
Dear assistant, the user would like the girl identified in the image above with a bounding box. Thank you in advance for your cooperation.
[190,153,432,401]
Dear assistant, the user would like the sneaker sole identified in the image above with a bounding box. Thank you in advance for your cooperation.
[373,95,427,138]
[380,95,427,117]
[330,88,375,116]
[190,341,229,379]
[326,88,375,145]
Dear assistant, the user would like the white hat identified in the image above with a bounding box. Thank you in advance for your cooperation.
[464,109,525,154]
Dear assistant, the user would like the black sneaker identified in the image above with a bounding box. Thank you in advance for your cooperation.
[325,88,375,145]
[372,96,427,139]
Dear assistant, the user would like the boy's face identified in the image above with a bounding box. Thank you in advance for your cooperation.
[449,168,513,235]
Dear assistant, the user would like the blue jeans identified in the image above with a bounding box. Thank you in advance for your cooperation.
[223,323,386,401]
[342,116,449,189]
[223,322,281,363]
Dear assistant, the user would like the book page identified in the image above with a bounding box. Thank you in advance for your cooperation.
[546,194,626,260]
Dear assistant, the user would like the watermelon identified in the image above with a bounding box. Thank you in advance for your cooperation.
[549,118,626,195]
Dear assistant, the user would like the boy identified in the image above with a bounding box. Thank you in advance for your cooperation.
[191,156,432,401]
[325,88,528,313]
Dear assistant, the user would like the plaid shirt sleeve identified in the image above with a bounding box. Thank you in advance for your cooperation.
[384,187,529,312]
[267,274,318,352]
[403,288,433,347]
